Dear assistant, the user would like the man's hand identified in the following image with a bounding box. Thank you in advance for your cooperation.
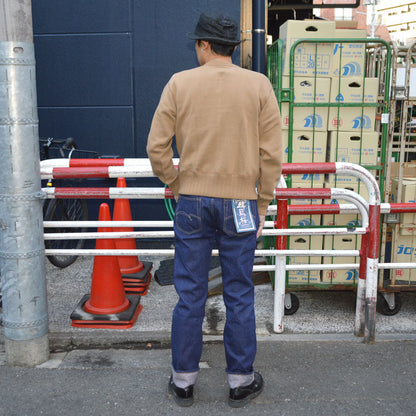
[257,215,265,239]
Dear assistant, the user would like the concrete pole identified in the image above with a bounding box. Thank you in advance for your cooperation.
[0,0,49,366]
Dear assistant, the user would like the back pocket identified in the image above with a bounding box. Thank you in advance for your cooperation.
[175,195,202,235]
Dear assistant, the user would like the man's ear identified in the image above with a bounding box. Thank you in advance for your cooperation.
[200,40,210,51]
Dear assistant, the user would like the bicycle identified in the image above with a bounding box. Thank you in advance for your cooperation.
[40,137,98,268]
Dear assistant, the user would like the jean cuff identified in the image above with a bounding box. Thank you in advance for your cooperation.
[172,367,199,388]
[228,373,254,389]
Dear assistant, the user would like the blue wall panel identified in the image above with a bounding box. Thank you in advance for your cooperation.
[32,0,132,33]
[32,0,241,220]
[35,34,132,107]
[37,108,134,156]
[133,0,241,158]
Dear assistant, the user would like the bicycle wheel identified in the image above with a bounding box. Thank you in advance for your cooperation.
[44,198,88,268]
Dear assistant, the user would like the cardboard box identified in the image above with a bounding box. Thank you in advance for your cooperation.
[328,77,379,131]
[335,21,358,30]
[282,130,327,164]
[390,233,416,282]
[390,162,416,179]
[391,177,416,235]
[328,107,377,131]
[279,20,336,76]
[322,235,360,284]
[326,131,378,166]
[287,236,322,284]
[331,29,367,77]
[281,76,330,131]
[329,77,379,104]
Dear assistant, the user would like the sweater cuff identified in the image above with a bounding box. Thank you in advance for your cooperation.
[257,198,271,216]
[168,177,179,196]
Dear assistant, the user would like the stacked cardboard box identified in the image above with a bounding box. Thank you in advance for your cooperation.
[279,20,334,192]
[279,20,336,77]
[320,182,366,284]
[278,20,373,285]
[330,29,367,78]
[388,163,416,282]
[322,235,360,285]
[390,232,416,283]
[325,67,378,283]
[327,77,379,137]
[391,177,416,235]
[287,190,323,284]
[287,236,322,284]
[390,175,416,282]
[325,29,376,284]
[281,76,330,132]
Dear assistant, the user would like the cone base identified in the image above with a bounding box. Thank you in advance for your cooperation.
[122,268,152,286]
[70,294,142,329]
[120,261,152,282]
[84,296,130,315]
[119,260,144,275]
[123,274,152,296]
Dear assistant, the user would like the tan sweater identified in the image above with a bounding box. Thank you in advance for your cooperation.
[147,59,282,215]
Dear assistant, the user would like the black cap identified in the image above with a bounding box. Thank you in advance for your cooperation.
[188,11,240,46]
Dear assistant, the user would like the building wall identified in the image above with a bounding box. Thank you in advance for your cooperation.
[376,0,416,45]
[315,0,368,30]
[32,0,240,220]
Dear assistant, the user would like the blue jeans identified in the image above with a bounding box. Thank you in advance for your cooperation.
[172,195,258,377]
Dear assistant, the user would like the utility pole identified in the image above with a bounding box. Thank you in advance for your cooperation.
[370,0,376,38]
[252,0,266,74]
[0,0,49,365]
[363,0,377,38]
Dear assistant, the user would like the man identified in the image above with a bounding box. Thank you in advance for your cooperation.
[147,10,282,408]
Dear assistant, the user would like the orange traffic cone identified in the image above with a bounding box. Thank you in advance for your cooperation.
[113,177,152,292]
[71,203,142,329]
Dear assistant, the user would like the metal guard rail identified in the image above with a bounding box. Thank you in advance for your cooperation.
[41,159,380,343]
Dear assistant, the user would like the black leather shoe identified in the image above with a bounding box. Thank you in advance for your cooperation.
[228,372,263,408]
[168,376,194,407]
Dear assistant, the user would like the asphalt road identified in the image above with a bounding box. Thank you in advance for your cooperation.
[1,339,415,416]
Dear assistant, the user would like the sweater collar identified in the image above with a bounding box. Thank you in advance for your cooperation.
[203,59,234,68]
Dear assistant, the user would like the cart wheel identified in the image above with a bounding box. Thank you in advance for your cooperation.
[377,292,402,316]
[284,293,299,315]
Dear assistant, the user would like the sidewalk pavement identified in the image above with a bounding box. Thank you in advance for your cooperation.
[1,255,416,415]
[2,254,416,350]
[44,255,416,349]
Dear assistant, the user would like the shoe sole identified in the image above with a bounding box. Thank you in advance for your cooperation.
[168,383,194,407]
[228,385,263,408]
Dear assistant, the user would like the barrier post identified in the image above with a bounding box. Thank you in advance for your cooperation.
[364,203,381,344]
[354,232,368,337]
[274,197,288,333]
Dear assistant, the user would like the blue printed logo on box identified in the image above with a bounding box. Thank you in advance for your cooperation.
[352,115,372,129]
[303,114,323,128]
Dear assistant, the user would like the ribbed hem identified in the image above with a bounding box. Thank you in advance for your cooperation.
[178,171,258,201]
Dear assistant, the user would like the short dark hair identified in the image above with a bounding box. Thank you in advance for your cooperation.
[197,40,235,57]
